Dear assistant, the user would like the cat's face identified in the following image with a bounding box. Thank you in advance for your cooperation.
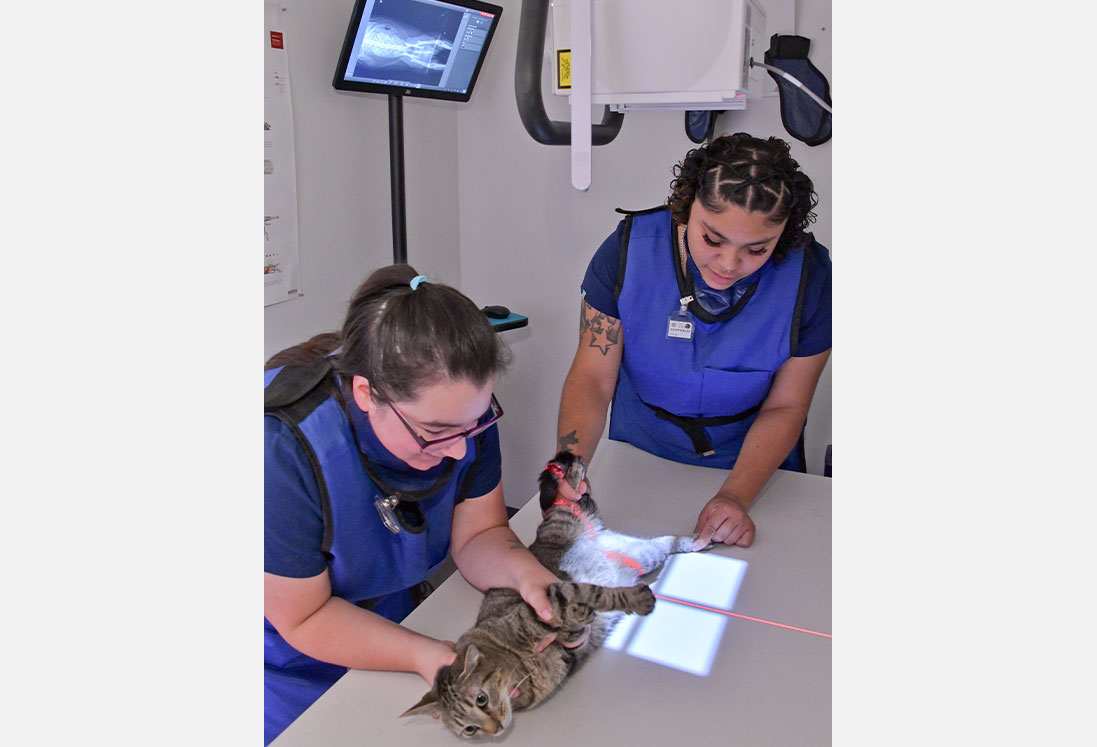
[402,644,524,739]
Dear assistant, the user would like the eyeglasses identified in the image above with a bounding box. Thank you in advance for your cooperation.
[388,394,503,454]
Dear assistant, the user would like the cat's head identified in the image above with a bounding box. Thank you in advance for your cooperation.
[539,450,589,513]
[401,643,521,739]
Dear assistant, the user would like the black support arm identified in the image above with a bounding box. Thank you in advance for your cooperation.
[514,0,624,146]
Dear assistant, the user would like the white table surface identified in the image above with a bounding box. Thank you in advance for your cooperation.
[273,440,831,745]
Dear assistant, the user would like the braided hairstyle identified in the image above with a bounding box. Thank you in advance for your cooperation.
[667,133,817,262]
[265,264,509,404]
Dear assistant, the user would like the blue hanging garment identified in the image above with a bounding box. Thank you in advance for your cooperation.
[762,34,832,147]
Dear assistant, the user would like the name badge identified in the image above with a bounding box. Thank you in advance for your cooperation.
[667,296,695,340]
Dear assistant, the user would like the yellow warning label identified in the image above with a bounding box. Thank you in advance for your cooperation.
[557,49,571,89]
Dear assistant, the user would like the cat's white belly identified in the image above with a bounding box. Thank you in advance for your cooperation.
[559,534,642,587]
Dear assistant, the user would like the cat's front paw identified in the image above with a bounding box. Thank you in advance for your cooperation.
[626,584,656,616]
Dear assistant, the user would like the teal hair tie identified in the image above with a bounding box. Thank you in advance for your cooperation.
[410,275,428,290]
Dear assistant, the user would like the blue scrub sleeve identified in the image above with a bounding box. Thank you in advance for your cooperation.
[579,220,629,319]
[265,417,329,578]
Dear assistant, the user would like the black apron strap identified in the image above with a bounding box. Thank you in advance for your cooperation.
[643,400,763,458]
[610,205,665,302]
[265,360,341,554]
[613,212,634,303]
[265,357,335,409]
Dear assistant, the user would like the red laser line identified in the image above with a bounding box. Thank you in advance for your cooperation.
[653,593,832,639]
[604,550,644,572]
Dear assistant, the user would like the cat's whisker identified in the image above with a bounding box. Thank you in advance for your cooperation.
[509,671,532,697]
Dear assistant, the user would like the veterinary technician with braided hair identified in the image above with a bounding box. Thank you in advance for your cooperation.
[553,132,831,550]
[264,265,559,744]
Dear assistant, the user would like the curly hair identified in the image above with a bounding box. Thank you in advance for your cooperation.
[666,133,817,262]
[265,264,510,404]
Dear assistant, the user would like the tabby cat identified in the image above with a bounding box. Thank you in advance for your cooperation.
[401,451,707,738]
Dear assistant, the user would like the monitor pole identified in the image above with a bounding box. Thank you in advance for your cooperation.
[388,94,408,264]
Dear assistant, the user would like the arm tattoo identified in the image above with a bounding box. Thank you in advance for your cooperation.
[558,430,579,454]
[506,539,526,551]
[580,302,622,356]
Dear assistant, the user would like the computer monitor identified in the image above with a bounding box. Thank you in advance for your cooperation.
[333,0,503,102]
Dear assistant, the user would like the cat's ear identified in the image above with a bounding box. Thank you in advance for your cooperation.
[459,644,483,675]
[400,691,442,719]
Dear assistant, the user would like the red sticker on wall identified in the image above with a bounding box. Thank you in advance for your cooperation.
[270,31,284,49]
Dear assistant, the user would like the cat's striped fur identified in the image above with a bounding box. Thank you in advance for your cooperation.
[402,452,704,739]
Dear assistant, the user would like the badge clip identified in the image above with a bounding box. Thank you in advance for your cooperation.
[374,494,402,534]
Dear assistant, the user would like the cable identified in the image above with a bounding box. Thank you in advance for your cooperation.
[750,59,833,115]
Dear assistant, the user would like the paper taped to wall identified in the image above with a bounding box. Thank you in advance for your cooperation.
[265,2,303,306]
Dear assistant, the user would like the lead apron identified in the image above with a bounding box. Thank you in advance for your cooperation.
[608,209,806,469]
[263,364,466,743]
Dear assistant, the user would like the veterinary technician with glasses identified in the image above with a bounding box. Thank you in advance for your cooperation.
[263,264,559,744]
[553,132,831,550]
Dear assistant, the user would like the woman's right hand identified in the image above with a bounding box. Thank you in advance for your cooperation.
[553,476,589,503]
[414,637,457,685]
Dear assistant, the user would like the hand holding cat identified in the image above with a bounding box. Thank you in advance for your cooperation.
[413,637,458,686]
[515,563,563,622]
[552,476,590,503]
[539,452,591,514]
[693,493,756,548]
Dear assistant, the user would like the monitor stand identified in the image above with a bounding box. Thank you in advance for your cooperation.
[386,93,526,333]
[388,94,407,264]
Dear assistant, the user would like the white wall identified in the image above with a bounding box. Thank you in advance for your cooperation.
[264,0,465,361]
[456,0,832,505]
[265,0,832,508]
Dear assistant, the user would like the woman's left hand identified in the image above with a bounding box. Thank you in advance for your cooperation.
[552,477,590,504]
[692,493,755,549]
[412,637,458,685]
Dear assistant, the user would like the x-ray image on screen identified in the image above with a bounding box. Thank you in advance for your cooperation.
[352,5,463,88]
[333,0,501,101]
